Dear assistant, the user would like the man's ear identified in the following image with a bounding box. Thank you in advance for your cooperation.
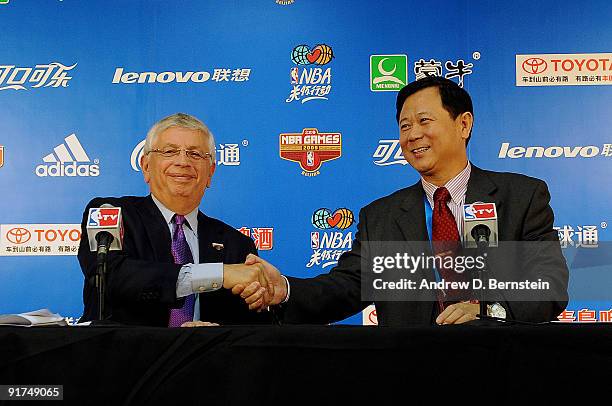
[141,154,151,184]
[457,111,473,141]
[206,163,216,188]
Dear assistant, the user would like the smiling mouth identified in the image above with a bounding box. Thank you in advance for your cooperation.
[169,174,195,181]
[411,146,430,154]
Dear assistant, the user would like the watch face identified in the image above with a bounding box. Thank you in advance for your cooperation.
[488,303,506,319]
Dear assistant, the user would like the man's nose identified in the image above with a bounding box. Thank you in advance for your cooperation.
[174,150,191,165]
[403,127,424,143]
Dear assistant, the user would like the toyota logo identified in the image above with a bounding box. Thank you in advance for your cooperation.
[522,58,548,74]
[6,227,31,244]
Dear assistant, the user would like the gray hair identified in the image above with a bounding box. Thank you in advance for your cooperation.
[144,113,216,164]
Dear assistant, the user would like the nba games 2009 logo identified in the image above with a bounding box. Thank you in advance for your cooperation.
[279,128,341,176]
[286,44,334,103]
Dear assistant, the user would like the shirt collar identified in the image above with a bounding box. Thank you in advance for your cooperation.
[151,194,199,235]
[421,161,472,206]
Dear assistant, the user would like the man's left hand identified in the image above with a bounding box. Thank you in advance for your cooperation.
[435,302,479,325]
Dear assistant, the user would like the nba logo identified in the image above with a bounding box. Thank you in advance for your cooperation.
[463,205,476,220]
[88,208,102,226]
[290,67,299,84]
[310,231,320,249]
[0,146,4,168]
[307,151,314,167]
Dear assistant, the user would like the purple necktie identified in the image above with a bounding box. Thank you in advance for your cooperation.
[168,214,196,327]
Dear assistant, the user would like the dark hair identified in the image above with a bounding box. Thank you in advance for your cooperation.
[395,76,474,143]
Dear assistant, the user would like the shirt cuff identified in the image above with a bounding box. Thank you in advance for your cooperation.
[176,263,224,298]
[281,275,290,304]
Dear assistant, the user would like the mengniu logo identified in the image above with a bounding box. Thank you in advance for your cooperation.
[0,1,9,5]
[6,227,32,244]
[0,145,4,168]
[286,44,333,103]
[279,128,341,176]
[522,57,548,74]
[370,55,408,91]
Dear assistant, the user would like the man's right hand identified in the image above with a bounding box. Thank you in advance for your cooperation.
[223,263,272,301]
[232,254,287,311]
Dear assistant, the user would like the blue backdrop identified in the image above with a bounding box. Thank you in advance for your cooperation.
[0,0,610,325]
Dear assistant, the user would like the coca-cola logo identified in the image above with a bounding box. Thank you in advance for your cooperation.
[522,58,548,74]
[6,227,31,244]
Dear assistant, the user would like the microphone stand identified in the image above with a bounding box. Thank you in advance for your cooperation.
[476,236,490,317]
[96,259,106,321]
[94,232,113,321]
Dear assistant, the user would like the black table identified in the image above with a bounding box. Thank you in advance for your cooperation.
[1,324,611,405]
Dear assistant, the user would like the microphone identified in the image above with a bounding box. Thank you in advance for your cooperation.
[86,203,123,321]
[86,204,124,256]
[471,224,491,249]
[462,202,499,249]
[463,202,499,318]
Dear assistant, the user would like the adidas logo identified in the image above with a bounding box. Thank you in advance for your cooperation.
[35,133,100,177]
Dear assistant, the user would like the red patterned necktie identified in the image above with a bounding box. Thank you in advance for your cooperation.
[168,214,196,327]
[431,187,466,311]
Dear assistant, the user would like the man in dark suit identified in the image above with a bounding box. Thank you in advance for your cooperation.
[78,113,272,326]
[239,76,569,326]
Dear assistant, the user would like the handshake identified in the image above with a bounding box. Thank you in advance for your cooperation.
[222,254,287,311]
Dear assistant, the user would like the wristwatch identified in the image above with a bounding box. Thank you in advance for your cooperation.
[487,302,507,319]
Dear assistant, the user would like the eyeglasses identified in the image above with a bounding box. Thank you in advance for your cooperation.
[146,148,213,161]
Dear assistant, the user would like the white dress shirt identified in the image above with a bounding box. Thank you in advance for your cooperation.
[151,195,224,321]
[420,161,472,239]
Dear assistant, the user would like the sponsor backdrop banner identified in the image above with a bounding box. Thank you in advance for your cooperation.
[0,0,610,325]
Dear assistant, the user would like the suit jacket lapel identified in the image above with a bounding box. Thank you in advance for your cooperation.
[134,195,174,263]
[465,165,500,212]
[197,212,225,264]
[396,182,429,242]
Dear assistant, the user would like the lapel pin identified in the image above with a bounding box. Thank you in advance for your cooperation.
[212,242,224,251]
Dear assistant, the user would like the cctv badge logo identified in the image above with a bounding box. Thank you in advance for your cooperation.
[463,203,496,220]
[35,133,100,177]
[88,208,120,228]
